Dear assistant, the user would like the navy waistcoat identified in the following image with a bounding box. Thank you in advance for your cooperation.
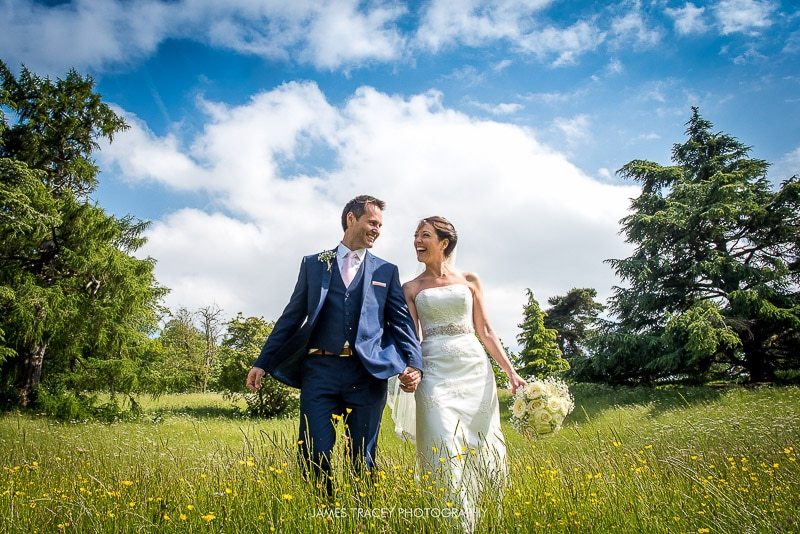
[308,258,365,354]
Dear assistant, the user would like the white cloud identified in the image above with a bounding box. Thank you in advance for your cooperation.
[517,21,607,66]
[553,114,592,148]
[0,0,406,73]
[733,45,768,64]
[466,99,524,115]
[300,0,407,69]
[768,146,800,182]
[99,83,638,348]
[597,167,614,180]
[520,90,582,104]
[606,57,624,75]
[610,5,663,49]
[638,132,662,141]
[416,1,607,66]
[714,0,776,35]
[783,31,800,55]
[416,0,553,50]
[665,3,709,35]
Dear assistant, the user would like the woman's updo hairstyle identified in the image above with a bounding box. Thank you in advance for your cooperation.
[419,216,457,258]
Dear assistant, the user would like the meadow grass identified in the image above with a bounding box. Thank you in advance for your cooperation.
[1,385,798,533]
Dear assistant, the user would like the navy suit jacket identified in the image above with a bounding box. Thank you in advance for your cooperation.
[254,248,423,388]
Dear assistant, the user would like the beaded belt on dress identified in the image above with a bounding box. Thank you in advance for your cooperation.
[423,323,474,338]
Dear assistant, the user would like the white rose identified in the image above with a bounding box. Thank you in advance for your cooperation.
[511,397,528,418]
[547,398,569,416]
[529,398,545,412]
[524,382,545,400]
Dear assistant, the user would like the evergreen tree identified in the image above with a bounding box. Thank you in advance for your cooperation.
[600,108,799,383]
[544,287,604,362]
[0,61,165,409]
[516,289,569,378]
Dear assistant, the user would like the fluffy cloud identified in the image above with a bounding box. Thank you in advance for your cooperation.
[714,0,776,35]
[415,0,554,50]
[466,99,524,115]
[665,3,709,35]
[610,8,663,48]
[553,114,592,149]
[99,83,638,348]
[0,0,405,72]
[2,0,792,76]
[517,21,607,66]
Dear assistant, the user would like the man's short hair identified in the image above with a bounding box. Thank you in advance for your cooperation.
[341,195,386,230]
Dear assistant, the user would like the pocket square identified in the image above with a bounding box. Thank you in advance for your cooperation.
[371,281,387,287]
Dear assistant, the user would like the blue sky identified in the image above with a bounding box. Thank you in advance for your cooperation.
[3,0,799,346]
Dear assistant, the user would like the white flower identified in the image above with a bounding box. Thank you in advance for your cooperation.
[529,398,545,412]
[523,382,544,400]
[546,398,564,415]
[317,250,336,272]
[509,376,574,438]
[511,397,528,418]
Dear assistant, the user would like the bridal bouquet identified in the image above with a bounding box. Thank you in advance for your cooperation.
[510,377,575,436]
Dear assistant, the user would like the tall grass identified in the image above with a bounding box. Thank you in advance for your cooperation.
[1,386,798,532]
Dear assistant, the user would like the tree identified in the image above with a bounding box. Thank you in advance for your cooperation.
[543,287,604,364]
[196,304,223,393]
[150,308,207,393]
[602,108,800,383]
[214,313,298,418]
[0,61,165,409]
[516,289,569,378]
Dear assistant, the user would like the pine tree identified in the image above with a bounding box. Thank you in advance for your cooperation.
[516,289,569,378]
[599,108,800,383]
[0,60,165,409]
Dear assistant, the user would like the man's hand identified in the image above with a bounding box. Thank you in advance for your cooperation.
[398,366,421,392]
[246,367,266,392]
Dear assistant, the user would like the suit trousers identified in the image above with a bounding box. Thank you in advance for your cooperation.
[298,353,388,494]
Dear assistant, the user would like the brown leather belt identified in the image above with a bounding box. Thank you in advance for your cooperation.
[308,347,351,357]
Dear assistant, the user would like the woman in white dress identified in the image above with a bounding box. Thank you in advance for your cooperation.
[395,216,526,531]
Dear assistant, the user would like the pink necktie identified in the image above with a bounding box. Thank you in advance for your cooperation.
[342,251,359,288]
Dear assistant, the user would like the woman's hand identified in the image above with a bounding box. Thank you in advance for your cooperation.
[505,369,527,395]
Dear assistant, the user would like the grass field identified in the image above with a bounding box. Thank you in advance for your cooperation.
[1,384,798,533]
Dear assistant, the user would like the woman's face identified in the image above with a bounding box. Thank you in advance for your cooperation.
[414,222,447,264]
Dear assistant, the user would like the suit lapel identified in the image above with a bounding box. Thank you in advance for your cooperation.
[310,247,335,323]
[360,251,376,307]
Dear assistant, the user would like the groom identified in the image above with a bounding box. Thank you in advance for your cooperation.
[246,195,422,494]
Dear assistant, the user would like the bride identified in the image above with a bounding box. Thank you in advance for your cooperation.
[390,216,526,531]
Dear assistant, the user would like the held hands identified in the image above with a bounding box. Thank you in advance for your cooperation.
[398,366,422,393]
[246,367,266,392]
[506,369,527,395]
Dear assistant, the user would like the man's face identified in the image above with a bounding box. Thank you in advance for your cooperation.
[347,203,383,249]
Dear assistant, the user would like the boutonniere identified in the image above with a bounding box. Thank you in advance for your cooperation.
[317,249,337,271]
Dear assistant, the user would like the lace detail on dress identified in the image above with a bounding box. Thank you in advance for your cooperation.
[415,284,473,333]
[417,393,443,410]
[423,322,474,338]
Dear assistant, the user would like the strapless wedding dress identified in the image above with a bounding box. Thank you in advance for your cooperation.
[389,284,507,531]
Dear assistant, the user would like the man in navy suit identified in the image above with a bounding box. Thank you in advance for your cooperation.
[246,195,423,495]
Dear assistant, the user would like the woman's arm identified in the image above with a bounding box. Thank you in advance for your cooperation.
[465,272,526,394]
[402,280,423,341]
